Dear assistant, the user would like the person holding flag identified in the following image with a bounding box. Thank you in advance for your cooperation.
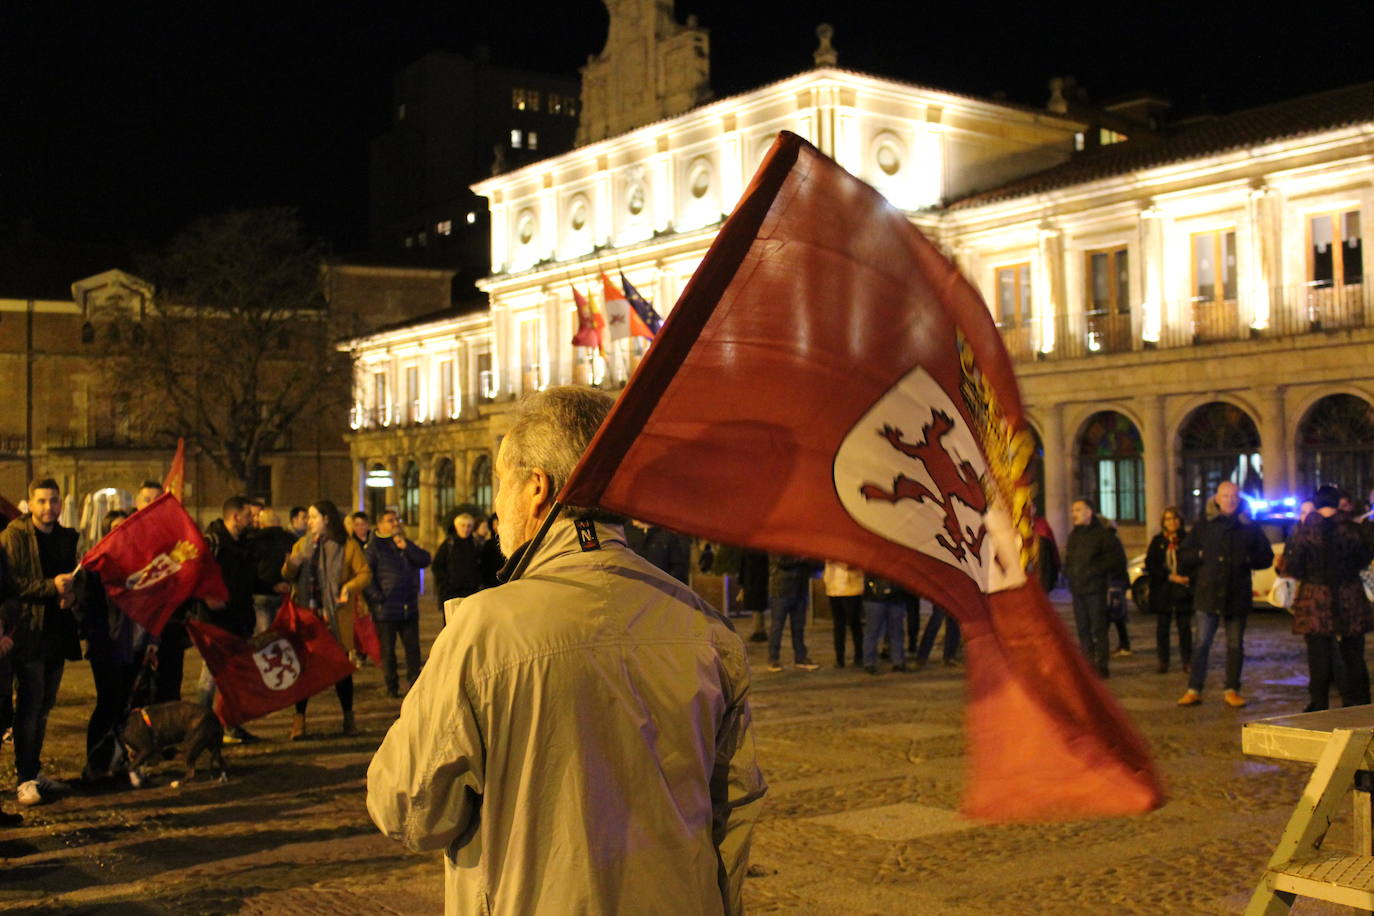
[282,500,370,739]
[0,478,80,807]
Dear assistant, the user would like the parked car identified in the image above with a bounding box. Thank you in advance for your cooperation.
[1128,498,1297,613]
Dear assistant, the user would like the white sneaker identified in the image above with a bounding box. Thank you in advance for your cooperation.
[16,780,41,806]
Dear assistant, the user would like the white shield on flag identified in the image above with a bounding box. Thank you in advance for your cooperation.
[253,638,301,691]
[833,365,1026,594]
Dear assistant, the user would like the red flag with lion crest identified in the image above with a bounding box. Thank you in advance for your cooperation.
[558,131,1162,820]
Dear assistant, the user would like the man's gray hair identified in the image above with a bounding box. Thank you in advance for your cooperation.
[502,386,622,523]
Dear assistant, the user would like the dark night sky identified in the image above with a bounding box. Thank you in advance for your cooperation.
[6,1,1374,254]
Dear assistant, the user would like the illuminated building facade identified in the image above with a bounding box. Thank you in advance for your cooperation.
[345,3,1374,552]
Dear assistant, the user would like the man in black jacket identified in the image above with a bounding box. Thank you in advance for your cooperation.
[365,510,431,698]
[198,496,259,741]
[1064,498,1128,678]
[1177,481,1273,708]
[0,478,80,807]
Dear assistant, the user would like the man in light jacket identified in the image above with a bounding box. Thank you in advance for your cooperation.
[366,386,765,915]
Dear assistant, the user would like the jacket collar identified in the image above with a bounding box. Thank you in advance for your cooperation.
[498,515,627,583]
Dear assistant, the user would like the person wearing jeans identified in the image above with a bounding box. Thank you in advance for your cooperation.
[1177,481,1273,708]
[0,478,81,807]
[364,510,431,697]
[767,555,818,671]
[915,604,961,667]
[862,576,911,674]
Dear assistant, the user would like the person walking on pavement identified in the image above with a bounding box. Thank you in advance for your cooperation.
[862,575,913,674]
[1064,497,1128,678]
[1283,484,1373,711]
[767,555,820,672]
[1177,481,1274,708]
[914,604,961,668]
[822,560,864,668]
[364,510,431,698]
[1145,507,1193,674]
[0,478,80,807]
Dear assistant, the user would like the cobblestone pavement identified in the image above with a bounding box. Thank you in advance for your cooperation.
[0,598,1362,914]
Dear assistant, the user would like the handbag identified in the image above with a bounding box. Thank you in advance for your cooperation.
[1268,577,1297,610]
[1361,563,1374,603]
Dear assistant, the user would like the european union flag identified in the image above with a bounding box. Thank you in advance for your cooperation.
[620,271,663,335]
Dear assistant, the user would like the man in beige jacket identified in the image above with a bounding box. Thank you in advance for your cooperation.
[367,387,766,915]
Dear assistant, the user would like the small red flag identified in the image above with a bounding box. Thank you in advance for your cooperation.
[80,492,228,637]
[163,438,186,502]
[560,132,1163,821]
[186,597,356,727]
[571,285,602,352]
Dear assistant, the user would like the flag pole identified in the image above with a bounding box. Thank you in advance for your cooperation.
[506,501,564,583]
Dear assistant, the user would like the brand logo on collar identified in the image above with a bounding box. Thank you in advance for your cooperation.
[575,518,601,551]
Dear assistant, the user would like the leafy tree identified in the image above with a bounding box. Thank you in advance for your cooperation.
[97,208,352,495]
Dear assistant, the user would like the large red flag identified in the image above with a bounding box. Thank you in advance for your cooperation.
[559,131,1163,821]
[79,492,228,637]
[163,438,186,502]
[186,597,356,727]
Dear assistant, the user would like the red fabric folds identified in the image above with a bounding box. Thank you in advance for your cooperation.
[186,597,356,727]
[79,492,228,637]
[559,131,1163,820]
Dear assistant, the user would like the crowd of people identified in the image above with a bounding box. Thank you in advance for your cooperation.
[0,474,518,825]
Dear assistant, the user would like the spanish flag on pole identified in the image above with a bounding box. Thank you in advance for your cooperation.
[601,273,653,341]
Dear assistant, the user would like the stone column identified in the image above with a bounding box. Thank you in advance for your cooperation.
[1257,386,1287,499]
[1139,395,1168,527]
[1041,403,1069,543]
[418,458,437,548]
[1036,225,1064,355]
[1139,204,1165,344]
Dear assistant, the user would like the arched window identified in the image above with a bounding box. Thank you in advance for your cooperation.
[1178,401,1262,523]
[1297,394,1374,503]
[435,458,456,523]
[400,460,420,526]
[1076,411,1145,525]
[470,453,493,513]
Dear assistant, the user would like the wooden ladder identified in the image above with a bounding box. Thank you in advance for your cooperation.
[1247,727,1374,914]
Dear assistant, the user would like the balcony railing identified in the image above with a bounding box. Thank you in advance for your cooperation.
[998,282,1371,363]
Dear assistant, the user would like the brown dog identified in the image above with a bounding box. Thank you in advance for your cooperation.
[122,701,228,787]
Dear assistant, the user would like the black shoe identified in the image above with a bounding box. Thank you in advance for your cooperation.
[0,808,21,826]
[386,687,401,698]
[835,660,845,668]
[864,665,878,675]
[230,727,261,744]
[892,663,910,673]
[749,632,768,643]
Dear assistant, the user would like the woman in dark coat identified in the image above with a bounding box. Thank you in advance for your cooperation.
[1145,506,1193,674]
[1285,484,1374,711]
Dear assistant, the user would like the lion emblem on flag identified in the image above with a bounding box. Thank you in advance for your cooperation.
[125,540,198,591]
[833,365,1026,594]
[253,638,301,691]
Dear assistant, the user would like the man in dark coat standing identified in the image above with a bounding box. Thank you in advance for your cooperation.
[1064,498,1128,678]
[199,496,259,741]
[1177,481,1273,708]
[365,510,432,697]
[432,512,483,611]
[0,478,80,807]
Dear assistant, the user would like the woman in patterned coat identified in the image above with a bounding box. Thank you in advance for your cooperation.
[1284,484,1374,711]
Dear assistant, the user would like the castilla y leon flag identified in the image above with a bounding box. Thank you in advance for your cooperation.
[601,273,654,341]
[559,131,1163,820]
[186,597,356,727]
[571,284,603,354]
[79,491,227,637]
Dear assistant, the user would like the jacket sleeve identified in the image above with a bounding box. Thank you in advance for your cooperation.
[0,528,57,602]
[1177,527,1204,575]
[1248,527,1275,571]
[366,620,484,852]
[710,682,767,916]
[1143,537,1165,580]
[343,540,372,596]
[1108,532,1128,584]
[432,541,453,595]
[403,541,432,569]
[282,536,307,582]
